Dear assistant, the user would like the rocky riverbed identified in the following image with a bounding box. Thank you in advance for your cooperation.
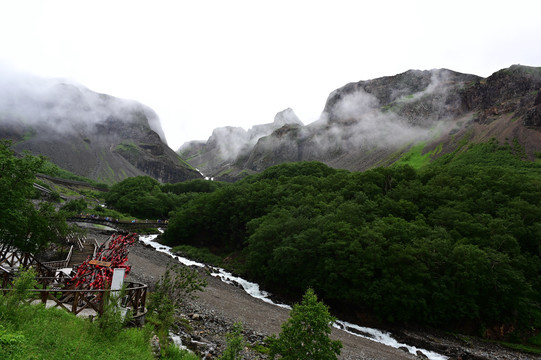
[91,229,537,359]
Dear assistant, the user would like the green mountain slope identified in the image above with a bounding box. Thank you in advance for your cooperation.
[0,78,200,184]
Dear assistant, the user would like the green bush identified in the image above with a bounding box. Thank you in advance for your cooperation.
[268,289,342,360]
[147,264,207,345]
[219,322,245,360]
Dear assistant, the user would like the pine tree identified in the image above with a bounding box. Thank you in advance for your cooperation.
[268,288,342,360]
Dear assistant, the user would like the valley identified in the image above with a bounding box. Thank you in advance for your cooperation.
[2,64,541,359]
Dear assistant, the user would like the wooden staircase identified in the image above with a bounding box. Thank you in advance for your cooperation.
[67,242,95,268]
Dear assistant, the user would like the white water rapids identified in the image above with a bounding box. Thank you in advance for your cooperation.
[139,234,447,360]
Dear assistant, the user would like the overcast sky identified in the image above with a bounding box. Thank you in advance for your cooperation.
[1,0,540,149]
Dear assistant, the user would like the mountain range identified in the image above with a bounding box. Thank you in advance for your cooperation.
[180,65,541,181]
[1,65,540,184]
[0,72,200,184]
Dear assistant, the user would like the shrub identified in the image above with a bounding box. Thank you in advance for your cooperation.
[219,322,245,360]
[268,288,342,360]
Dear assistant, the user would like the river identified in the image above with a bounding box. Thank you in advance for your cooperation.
[139,234,447,360]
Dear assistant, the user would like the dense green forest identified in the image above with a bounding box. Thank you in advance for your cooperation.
[104,177,225,219]
[155,140,541,334]
[101,140,541,334]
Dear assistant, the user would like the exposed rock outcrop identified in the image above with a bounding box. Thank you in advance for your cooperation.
[181,65,541,181]
[178,108,304,180]
[0,78,201,184]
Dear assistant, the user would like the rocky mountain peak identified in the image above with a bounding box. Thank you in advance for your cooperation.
[323,68,480,124]
[273,108,303,127]
[181,65,541,181]
[0,73,200,184]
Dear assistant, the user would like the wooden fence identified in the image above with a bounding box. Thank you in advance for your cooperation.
[2,277,147,321]
[1,247,147,323]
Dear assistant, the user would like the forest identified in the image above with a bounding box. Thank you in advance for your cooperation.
[106,140,541,334]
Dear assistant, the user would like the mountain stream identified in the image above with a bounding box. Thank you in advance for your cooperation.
[139,234,447,360]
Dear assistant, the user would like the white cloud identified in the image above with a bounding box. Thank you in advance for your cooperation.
[0,0,540,149]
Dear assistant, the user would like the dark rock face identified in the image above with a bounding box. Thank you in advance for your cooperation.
[178,108,304,180]
[0,79,200,184]
[244,124,304,171]
[463,65,541,110]
[462,65,541,127]
[182,65,541,181]
[522,87,541,128]
[323,69,479,124]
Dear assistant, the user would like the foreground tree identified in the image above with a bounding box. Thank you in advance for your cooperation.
[147,263,207,350]
[218,322,245,360]
[268,288,342,360]
[0,141,70,253]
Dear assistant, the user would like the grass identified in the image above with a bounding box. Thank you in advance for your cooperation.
[39,160,109,190]
[217,168,234,177]
[115,142,142,156]
[500,339,541,355]
[0,301,198,360]
[22,128,36,142]
[87,207,133,222]
[393,142,443,169]
[175,153,197,171]
[2,305,148,360]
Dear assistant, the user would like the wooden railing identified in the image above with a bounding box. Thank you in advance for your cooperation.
[1,239,147,323]
[68,216,168,231]
[2,278,147,321]
[0,249,55,278]
[42,245,74,270]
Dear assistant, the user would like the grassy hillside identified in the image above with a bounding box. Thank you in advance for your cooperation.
[0,303,197,360]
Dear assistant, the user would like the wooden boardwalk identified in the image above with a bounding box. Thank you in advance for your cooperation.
[69,216,168,232]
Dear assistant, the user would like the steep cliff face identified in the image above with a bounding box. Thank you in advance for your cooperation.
[181,65,541,180]
[179,108,303,179]
[0,78,200,184]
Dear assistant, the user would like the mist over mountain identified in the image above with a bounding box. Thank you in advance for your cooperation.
[179,108,303,178]
[2,64,540,185]
[180,65,541,181]
[0,66,200,184]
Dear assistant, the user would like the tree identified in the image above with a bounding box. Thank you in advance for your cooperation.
[0,141,70,253]
[219,322,245,360]
[268,288,342,360]
[147,264,207,343]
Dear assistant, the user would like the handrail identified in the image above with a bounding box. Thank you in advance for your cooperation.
[66,245,74,267]
[69,216,168,226]
[1,281,148,319]
[0,281,148,292]
[0,250,55,278]
[76,237,84,251]
[42,245,74,270]
[91,238,99,258]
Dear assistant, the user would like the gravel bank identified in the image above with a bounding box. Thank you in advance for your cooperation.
[89,229,537,360]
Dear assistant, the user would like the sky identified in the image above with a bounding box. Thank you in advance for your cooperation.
[1,0,540,150]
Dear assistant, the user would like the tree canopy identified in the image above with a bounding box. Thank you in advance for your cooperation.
[162,143,541,332]
[0,141,70,253]
[268,288,342,360]
[104,177,226,219]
